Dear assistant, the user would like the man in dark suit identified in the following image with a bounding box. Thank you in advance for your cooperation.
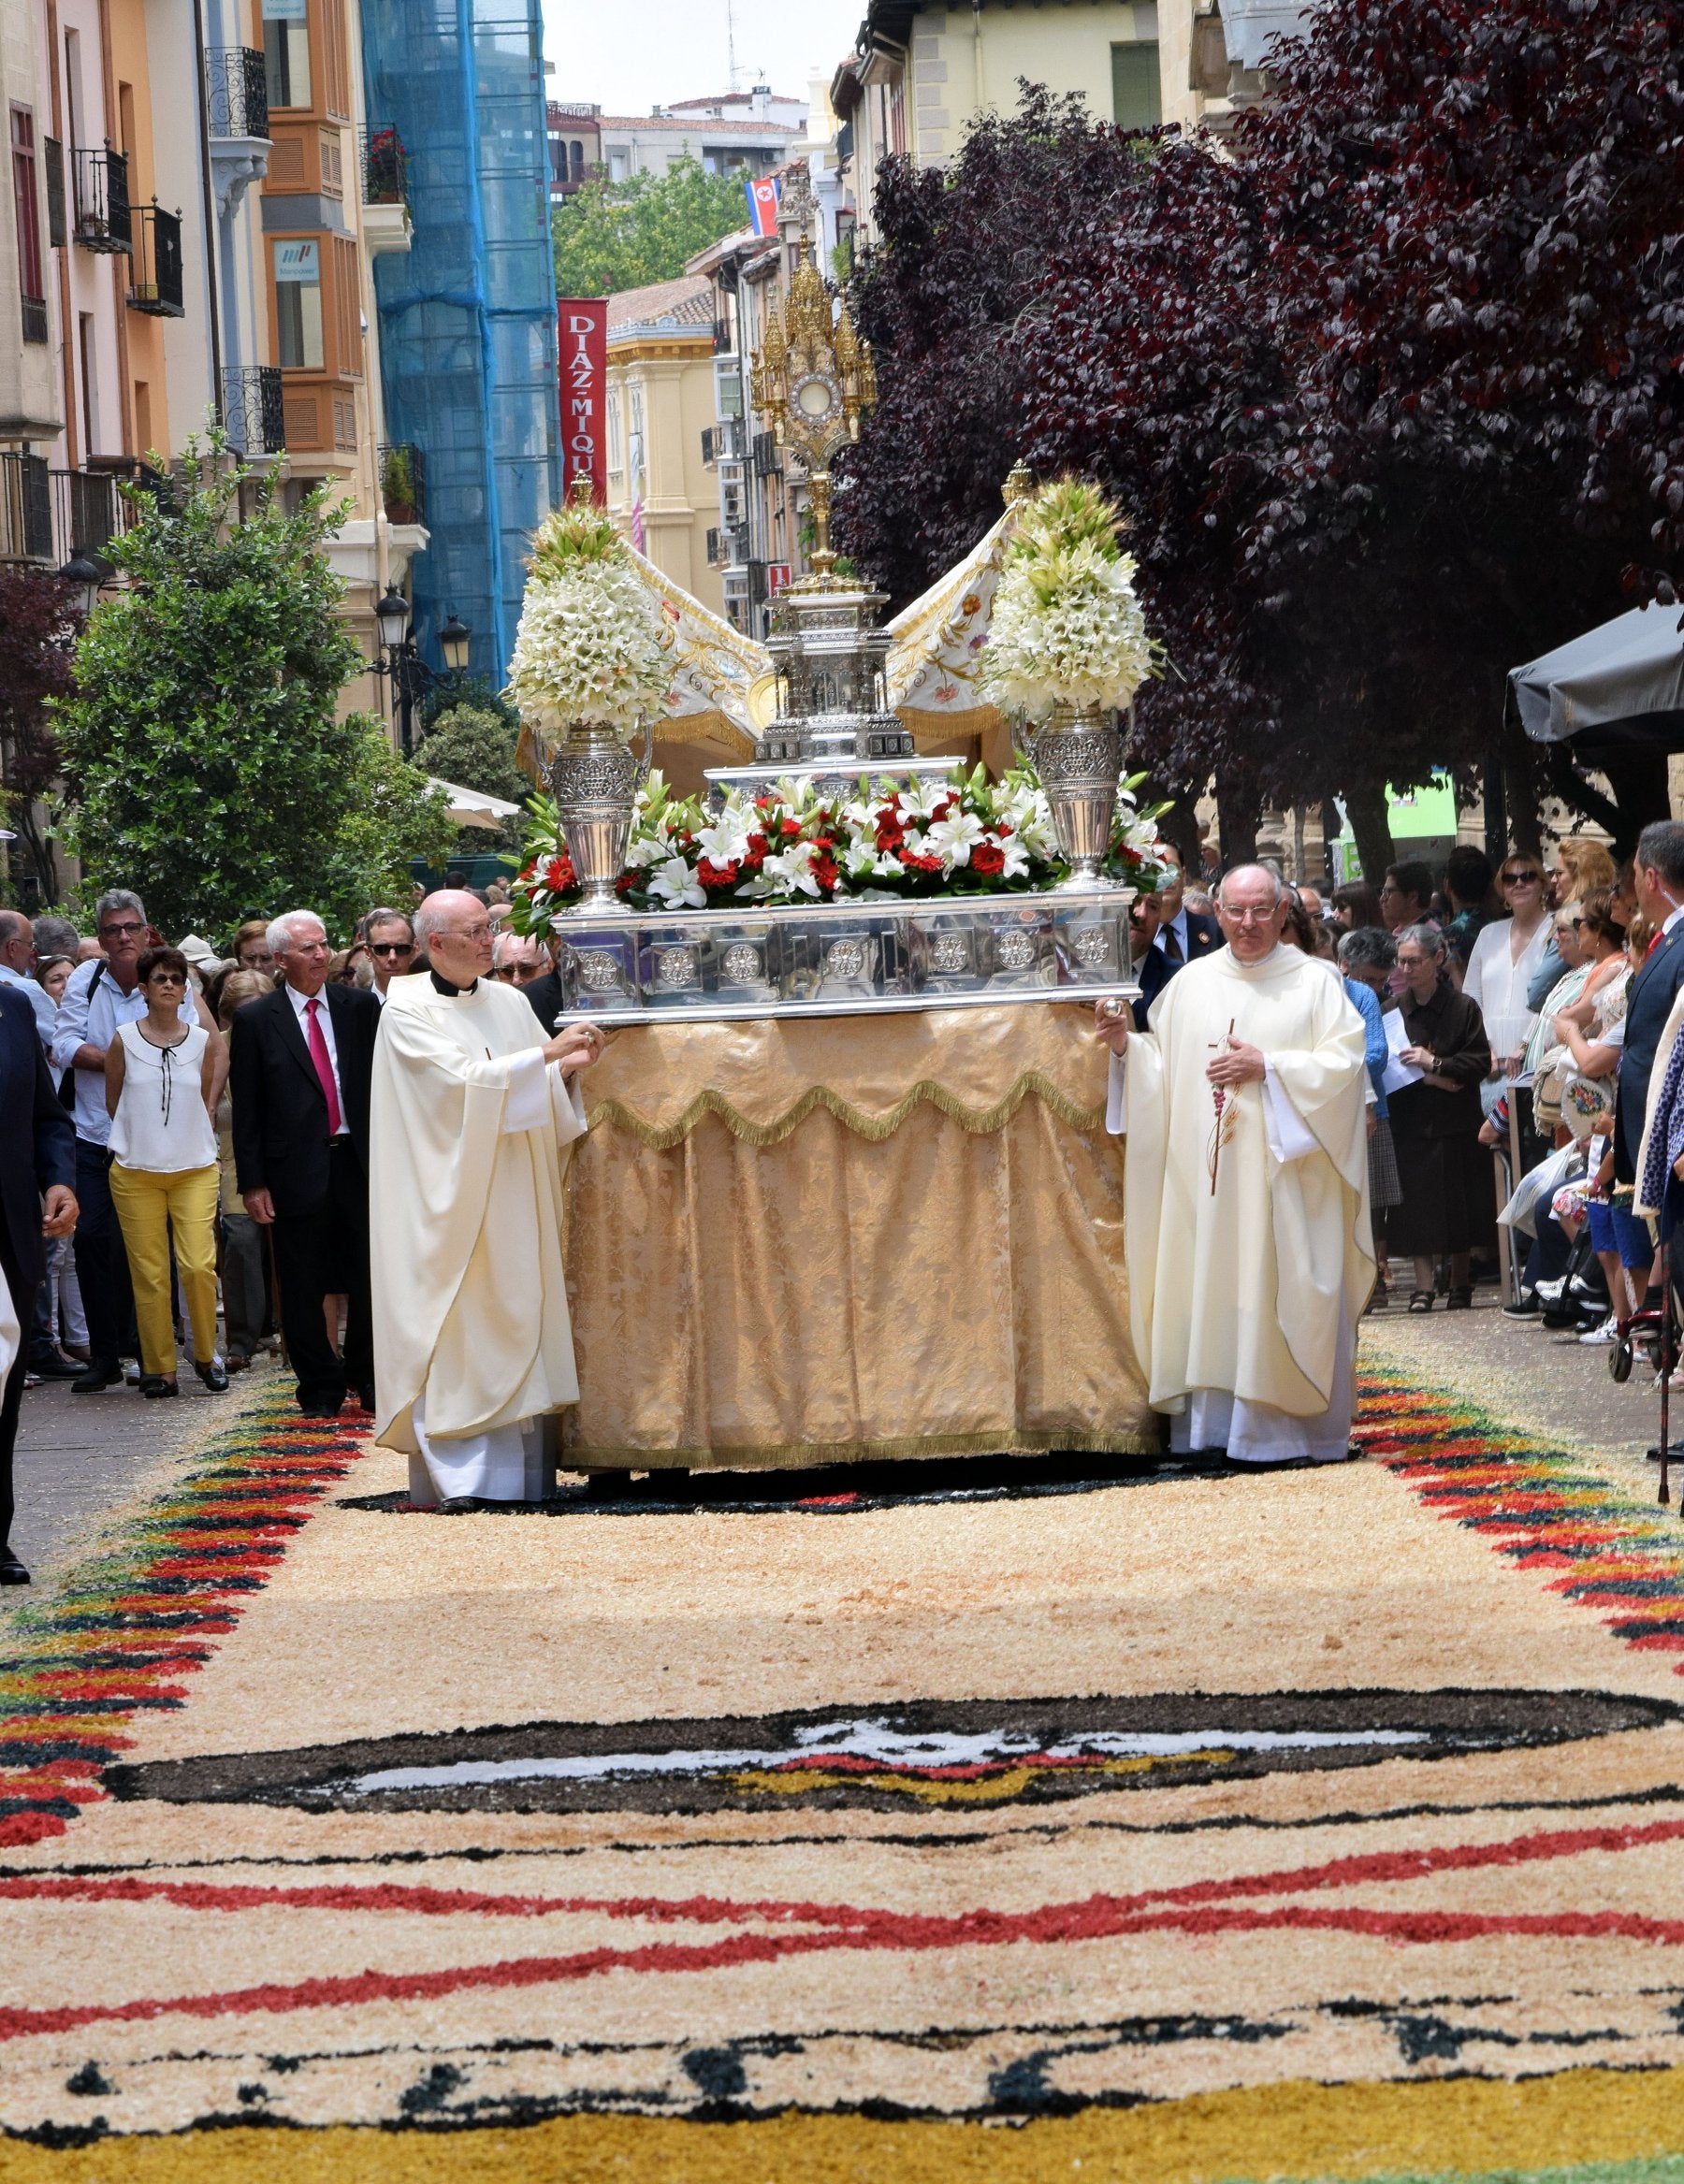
[0,987,78,1584]
[1128,891,1174,1030]
[229,911,382,1418]
[1152,845,1222,969]
[1616,820,1684,1191]
[523,938,564,1037]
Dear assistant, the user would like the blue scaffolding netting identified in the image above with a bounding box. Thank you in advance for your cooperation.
[361,0,560,689]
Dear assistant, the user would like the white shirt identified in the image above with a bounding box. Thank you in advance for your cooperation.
[109,1021,217,1171]
[1461,915,1555,1071]
[51,958,194,1148]
[0,962,54,1050]
[285,981,348,1134]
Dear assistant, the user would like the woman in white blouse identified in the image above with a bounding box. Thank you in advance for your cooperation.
[1461,856,1554,1121]
[105,946,230,1397]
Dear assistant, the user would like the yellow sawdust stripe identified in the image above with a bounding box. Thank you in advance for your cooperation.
[7,2067,1684,2181]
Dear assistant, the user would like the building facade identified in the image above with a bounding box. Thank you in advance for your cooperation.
[603,272,721,616]
[597,90,802,183]
[361,0,560,687]
[545,97,599,206]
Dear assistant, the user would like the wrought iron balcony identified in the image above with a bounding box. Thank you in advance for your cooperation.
[128,203,183,317]
[0,452,52,563]
[206,47,269,141]
[73,145,130,253]
[379,441,426,525]
[221,365,285,456]
[362,126,409,208]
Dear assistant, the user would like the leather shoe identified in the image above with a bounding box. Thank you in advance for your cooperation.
[29,1350,83,1380]
[438,1496,494,1513]
[138,1376,179,1399]
[71,1359,123,1394]
[298,1398,344,1418]
[195,1357,229,1393]
[356,1386,376,1414]
[0,1547,30,1584]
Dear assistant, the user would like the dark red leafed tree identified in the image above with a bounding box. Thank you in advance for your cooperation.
[0,570,80,904]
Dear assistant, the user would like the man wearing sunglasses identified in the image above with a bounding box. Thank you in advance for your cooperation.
[360,909,417,1005]
[49,890,200,1394]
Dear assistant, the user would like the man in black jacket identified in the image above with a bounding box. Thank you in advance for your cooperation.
[523,938,565,1037]
[0,987,78,1583]
[229,911,382,1417]
[1153,846,1222,967]
[1616,820,1684,1189]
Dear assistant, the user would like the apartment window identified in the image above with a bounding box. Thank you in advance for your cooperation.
[10,108,46,340]
[262,0,311,112]
[273,236,323,369]
[1111,41,1162,131]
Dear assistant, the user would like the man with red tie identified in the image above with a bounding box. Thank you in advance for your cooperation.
[229,911,382,1418]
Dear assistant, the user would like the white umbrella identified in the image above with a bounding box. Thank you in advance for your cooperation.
[428,777,522,830]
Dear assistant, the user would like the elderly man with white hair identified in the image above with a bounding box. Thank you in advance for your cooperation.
[1096,862,1373,1467]
[369,889,600,1510]
[227,909,383,1417]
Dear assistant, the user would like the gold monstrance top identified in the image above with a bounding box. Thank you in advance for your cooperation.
[749,240,878,586]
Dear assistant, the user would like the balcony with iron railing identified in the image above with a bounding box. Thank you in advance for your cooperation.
[362,126,409,208]
[128,203,183,317]
[73,145,130,253]
[205,46,269,141]
[701,419,746,468]
[221,364,285,456]
[47,462,164,567]
[379,442,426,527]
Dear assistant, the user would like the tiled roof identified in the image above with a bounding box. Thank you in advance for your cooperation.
[606,272,715,332]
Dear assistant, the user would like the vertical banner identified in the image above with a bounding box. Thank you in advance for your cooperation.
[558,299,608,502]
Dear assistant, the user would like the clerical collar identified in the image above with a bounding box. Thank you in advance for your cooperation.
[430,970,478,996]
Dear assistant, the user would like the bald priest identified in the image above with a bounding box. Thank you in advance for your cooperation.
[1096,863,1373,1466]
[369,891,602,1509]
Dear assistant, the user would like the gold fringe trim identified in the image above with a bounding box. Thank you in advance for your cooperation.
[585,1070,1107,1150]
[564,1427,1158,1471]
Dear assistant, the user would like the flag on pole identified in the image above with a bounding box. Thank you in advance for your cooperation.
[745,173,780,237]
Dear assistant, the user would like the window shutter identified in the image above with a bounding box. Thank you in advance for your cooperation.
[43,135,64,248]
[334,233,361,377]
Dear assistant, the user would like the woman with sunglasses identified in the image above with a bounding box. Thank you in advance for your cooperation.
[104,947,230,1396]
[1460,855,1555,1157]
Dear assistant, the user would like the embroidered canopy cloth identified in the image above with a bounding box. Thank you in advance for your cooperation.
[562,1004,1154,1469]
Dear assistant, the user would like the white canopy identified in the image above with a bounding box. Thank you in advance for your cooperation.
[429,777,523,830]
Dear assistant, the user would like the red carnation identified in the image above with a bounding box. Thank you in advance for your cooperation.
[812,854,840,892]
[779,816,803,838]
[899,849,942,875]
[745,831,769,866]
[615,872,636,897]
[971,842,1006,876]
[697,858,739,889]
[931,798,954,823]
[875,815,906,851]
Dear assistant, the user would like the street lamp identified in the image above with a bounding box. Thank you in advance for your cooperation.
[58,546,112,619]
[371,587,471,759]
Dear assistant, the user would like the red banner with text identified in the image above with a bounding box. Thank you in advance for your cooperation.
[558,299,608,504]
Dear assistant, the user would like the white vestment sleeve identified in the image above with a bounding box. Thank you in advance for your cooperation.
[1262,1061,1320,1163]
[500,1049,552,1133]
[1106,1047,1126,1135]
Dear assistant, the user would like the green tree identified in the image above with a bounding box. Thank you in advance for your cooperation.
[553,152,747,295]
[414,703,531,854]
[53,440,455,937]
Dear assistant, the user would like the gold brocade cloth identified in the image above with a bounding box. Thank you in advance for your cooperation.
[562,1004,1155,1469]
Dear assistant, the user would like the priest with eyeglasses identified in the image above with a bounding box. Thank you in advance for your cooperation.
[1096,863,1373,1467]
[369,890,601,1509]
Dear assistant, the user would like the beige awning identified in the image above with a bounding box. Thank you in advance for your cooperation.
[429,777,523,830]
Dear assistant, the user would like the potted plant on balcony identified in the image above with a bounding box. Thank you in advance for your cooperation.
[365,126,406,208]
[381,444,417,526]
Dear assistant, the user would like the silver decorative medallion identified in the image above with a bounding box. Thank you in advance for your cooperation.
[824,938,867,978]
[994,930,1038,972]
[720,942,762,984]
[574,950,622,992]
[929,932,969,974]
[652,947,699,990]
[1071,927,1111,968]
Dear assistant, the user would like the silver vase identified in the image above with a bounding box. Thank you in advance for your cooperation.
[1029,701,1125,890]
[547,723,650,918]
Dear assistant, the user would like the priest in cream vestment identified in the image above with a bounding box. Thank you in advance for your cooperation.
[370,892,600,1508]
[1097,865,1373,1464]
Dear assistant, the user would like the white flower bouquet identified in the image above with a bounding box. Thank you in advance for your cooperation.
[506,496,671,739]
[979,477,1158,724]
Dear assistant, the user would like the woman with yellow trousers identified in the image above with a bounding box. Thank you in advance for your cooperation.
[105,946,230,1397]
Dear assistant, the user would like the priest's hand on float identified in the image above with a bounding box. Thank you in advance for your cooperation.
[1205,1038,1266,1087]
[243,1187,276,1226]
[544,1023,602,1078]
[1094,998,1129,1055]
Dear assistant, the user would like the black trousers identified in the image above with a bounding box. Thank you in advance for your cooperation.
[269,1141,372,1411]
[71,1141,135,1368]
[1,1229,35,1553]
